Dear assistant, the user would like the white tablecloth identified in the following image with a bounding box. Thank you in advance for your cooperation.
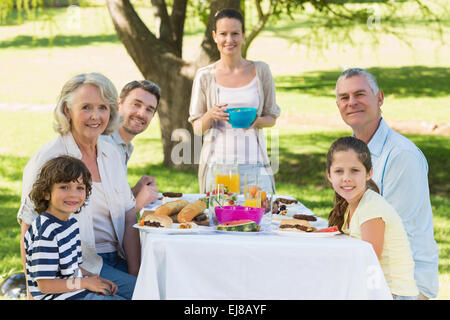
[132,229,392,300]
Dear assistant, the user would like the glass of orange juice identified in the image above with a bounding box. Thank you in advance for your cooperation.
[215,173,229,188]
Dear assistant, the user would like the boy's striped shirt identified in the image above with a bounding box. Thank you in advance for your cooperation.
[24,212,88,300]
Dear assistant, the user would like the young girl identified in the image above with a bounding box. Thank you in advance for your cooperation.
[24,155,125,300]
[326,136,419,300]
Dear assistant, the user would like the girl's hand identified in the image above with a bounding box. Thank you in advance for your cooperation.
[207,104,229,121]
[82,275,115,296]
[100,277,118,296]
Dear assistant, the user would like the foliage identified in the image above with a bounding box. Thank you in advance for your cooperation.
[1,0,446,56]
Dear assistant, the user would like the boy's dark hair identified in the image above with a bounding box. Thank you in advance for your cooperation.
[29,155,92,214]
[119,80,161,109]
[214,8,245,33]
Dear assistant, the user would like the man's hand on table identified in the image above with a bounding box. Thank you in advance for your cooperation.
[133,175,158,212]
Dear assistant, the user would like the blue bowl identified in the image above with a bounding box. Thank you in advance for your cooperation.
[225,107,257,129]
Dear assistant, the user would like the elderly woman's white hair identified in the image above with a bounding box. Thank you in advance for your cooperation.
[53,73,120,135]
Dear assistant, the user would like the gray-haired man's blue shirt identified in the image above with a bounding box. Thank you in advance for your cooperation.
[368,118,439,298]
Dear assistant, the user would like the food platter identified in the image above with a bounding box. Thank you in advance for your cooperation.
[271,195,317,224]
[141,193,206,214]
[133,223,199,234]
[139,193,210,226]
[138,193,334,238]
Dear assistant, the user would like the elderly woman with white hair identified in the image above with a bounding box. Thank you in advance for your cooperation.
[18,73,140,300]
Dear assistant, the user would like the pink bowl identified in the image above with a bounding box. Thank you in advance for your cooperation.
[214,206,264,224]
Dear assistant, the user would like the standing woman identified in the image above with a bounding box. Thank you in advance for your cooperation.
[18,73,139,299]
[189,8,281,193]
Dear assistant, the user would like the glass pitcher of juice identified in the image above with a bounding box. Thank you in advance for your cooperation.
[243,186,261,208]
[214,162,240,194]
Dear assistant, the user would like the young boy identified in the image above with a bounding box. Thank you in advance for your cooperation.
[24,155,125,300]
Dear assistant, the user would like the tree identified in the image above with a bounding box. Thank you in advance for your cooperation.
[104,0,443,168]
[106,0,240,168]
[2,0,442,167]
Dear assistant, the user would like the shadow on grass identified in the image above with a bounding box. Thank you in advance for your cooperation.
[0,34,120,49]
[275,66,450,98]
[273,131,338,192]
[272,131,450,197]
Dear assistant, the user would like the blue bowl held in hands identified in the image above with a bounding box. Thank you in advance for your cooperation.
[225,107,257,129]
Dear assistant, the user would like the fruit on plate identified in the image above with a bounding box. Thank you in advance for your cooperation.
[226,199,236,206]
[315,226,339,233]
[215,219,260,232]
[178,222,195,229]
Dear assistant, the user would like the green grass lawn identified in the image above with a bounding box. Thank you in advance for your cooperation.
[0,4,449,299]
[1,110,449,299]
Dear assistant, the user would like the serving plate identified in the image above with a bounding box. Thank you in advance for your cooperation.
[133,223,199,234]
[272,216,328,229]
[214,229,271,236]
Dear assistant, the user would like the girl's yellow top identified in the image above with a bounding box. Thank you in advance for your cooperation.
[342,189,419,296]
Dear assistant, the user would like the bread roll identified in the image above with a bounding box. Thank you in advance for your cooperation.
[143,213,173,228]
[154,199,189,216]
[177,200,207,223]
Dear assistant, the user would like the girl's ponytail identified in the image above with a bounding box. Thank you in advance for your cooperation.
[367,179,380,194]
[328,191,348,231]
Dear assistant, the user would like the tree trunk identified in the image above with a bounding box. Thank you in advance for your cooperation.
[106,0,241,168]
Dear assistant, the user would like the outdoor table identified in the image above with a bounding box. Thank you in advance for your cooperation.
[132,194,392,300]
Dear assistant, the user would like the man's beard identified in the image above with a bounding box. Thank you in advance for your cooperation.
[123,123,141,136]
[123,117,146,136]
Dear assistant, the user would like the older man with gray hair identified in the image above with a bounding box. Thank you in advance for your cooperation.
[334,68,439,299]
